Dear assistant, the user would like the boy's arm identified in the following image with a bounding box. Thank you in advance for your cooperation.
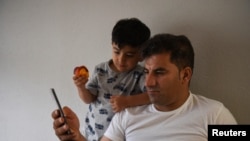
[77,86,97,104]
[110,93,150,112]
[126,93,150,107]
[73,75,97,104]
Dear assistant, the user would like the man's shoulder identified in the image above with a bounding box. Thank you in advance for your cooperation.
[191,93,237,124]
[191,93,224,109]
[121,104,152,115]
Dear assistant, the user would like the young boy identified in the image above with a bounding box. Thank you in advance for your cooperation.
[73,18,151,141]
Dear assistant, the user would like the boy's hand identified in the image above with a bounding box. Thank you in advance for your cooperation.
[73,75,88,88]
[52,106,86,141]
[110,95,129,112]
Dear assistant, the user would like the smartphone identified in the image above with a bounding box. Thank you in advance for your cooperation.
[50,88,71,134]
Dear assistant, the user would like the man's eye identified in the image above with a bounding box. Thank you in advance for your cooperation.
[155,70,167,75]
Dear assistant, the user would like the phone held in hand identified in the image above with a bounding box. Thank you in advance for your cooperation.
[50,88,71,134]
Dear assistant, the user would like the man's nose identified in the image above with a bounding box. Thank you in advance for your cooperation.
[145,73,156,87]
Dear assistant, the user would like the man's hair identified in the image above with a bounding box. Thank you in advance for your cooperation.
[112,18,150,48]
[142,33,195,71]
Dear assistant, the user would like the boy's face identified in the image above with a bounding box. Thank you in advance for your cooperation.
[111,42,142,72]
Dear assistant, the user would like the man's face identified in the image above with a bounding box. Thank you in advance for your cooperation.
[144,53,188,111]
[111,43,141,72]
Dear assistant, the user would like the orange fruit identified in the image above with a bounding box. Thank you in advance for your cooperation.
[74,65,89,78]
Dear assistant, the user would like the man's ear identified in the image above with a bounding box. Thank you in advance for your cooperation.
[181,67,192,83]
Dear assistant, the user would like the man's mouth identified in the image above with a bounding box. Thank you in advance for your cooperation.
[146,89,160,94]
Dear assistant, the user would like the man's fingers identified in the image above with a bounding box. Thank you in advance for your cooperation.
[63,106,75,117]
[51,109,60,119]
[53,117,65,130]
[55,125,74,141]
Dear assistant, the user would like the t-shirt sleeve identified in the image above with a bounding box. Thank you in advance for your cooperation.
[215,105,237,124]
[103,111,126,141]
[86,65,99,95]
[134,65,146,93]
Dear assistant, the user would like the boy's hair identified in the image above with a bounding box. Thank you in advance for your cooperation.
[112,18,150,48]
[142,33,195,71]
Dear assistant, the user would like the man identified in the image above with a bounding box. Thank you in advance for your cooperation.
[52,33,237,141]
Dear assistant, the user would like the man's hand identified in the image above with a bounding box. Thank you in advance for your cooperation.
[51,106,86,141]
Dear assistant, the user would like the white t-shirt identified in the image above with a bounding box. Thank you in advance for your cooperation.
[104,92,237,141]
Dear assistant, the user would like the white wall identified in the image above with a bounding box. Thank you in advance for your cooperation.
[0,0,249,140]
